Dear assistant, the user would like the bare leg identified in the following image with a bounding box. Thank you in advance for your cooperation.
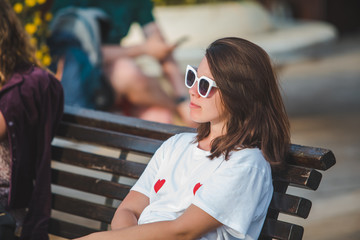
[105,57,176,110]
[132,106,174,124]
[102,45,195,126]
[103,57,177,124]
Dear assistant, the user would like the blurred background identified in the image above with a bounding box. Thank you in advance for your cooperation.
[266,1,360,239]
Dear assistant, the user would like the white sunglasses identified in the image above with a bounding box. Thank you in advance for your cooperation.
[185,65,217,98]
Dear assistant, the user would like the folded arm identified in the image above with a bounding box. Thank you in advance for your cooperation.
[111,190,149,230]
[76,190,222,240]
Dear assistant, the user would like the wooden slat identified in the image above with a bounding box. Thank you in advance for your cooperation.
[273,181,290,194]
[260,218,304,240]
[288,144,336,170]
[62,105,195,140]
[62,107,336,171]
[51,169,131,200]
[51,146,146,178]
[49,218,96,239]
[52,194,116,223]
[56,122,164,155]
[270,193,312,219]
[273,165,323,190]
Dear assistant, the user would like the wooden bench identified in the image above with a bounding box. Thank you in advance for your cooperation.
[48,106,336,240]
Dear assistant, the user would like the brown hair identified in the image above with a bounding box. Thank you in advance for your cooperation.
[196,37,290,171]
[0,0,41,88]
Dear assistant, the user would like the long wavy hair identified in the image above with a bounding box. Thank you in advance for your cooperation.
[0,0,41,88]
[196,37,290,171]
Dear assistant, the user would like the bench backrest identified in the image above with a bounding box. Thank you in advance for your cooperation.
[49,106,336,240]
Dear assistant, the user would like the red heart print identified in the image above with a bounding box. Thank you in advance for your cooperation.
[193,182,202,195]
[154,179,166,193]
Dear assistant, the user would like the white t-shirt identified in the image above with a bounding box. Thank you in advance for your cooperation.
[131,133,273,240]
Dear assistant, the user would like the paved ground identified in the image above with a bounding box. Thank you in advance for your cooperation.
[277,32,360,239]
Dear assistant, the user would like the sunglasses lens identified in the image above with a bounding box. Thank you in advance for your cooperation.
[186,69,196,87]
[199,78,210,96]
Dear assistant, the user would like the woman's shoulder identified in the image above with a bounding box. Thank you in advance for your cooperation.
[169,132,197,143]
[2,66,63,109]
[20,66,62,93]
[227,148,270,171]
[24,66,57,83]
[6,66,57,89]
[161,132,196,148]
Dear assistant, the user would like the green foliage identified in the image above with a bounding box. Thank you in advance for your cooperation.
[9,0,52,66]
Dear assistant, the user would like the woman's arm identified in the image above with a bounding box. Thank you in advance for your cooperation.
[76,204,222,240]
[111,190,149,230]
[0,112,7,141]
[142,22,176,61]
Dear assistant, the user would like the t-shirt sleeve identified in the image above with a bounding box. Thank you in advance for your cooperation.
[192,155,273,238]
[131,135,172,197]
[135,0,155,26]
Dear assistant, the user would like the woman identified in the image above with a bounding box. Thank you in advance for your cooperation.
[0,0,64,239]
[75,37,290,240]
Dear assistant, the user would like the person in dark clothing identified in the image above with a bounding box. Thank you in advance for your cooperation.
[0,1,64,239]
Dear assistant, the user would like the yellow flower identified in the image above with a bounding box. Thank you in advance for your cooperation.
[37,0,46,4]
[25,0,37,7]
[34,15,42,25]
[45,12,53,21]
[25,23,37,35]
[36,50,43,60]
[13,3,23,13]
[42,55,52,66]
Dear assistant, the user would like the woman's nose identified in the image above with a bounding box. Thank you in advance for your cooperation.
[188,81,199,97]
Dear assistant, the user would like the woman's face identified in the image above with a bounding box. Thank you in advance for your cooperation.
[188,57,226,126]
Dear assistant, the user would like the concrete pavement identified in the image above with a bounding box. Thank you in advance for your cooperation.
[278,32,360,239]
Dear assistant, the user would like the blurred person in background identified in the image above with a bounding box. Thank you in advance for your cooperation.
[49,0,193,126]
[0,0,64,239]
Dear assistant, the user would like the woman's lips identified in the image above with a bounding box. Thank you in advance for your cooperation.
[189,102,200,108]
